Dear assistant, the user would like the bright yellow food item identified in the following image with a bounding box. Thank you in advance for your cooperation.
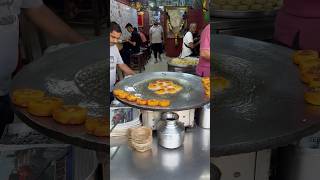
[12,89,45,107]
[136,98,148,105]
[53,105,87,125]
[159,99,171,107]
[28,97,63,117]
[147,99,159,106]
[293,50,318,65]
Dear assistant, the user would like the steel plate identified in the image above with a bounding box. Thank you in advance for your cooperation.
[211,9,278,18]
[10,39,108,151]
[114,72,209,111]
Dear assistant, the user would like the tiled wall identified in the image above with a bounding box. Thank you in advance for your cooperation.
[110,0,138,39]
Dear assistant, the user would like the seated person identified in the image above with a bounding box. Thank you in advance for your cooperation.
[120,23,142,65]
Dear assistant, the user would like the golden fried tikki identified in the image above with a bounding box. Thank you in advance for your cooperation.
[12,89,45,107]
[52,105,87,125]
[28,97,63,117]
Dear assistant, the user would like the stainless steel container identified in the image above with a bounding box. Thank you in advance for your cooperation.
[199,103,210,129]
[157,112,185,149]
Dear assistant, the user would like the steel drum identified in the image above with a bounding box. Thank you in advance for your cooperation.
[10,39,108,151]
[212,35,320,156]
[114,72,209,111]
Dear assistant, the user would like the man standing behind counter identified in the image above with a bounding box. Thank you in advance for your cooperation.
[110,22,135,104]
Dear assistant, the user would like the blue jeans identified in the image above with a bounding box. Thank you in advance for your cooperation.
[0,95,14,136]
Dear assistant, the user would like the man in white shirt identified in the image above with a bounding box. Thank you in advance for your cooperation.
[110,22,135,104]
[180,23,199,58]
[0,0,86,135]
[149,21,164,63]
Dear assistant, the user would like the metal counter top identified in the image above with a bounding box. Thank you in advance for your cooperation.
[110,127,210,180]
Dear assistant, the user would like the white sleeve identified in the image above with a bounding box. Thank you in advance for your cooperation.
[184,32,193,44]
[116,48,124,64]
[21,0,43,8]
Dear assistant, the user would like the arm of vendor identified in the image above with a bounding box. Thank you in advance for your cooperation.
[24,4,86,44]
[110,22,135,76]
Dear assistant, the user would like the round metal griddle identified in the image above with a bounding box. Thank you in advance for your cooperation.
[10,39,108,151]
[211,9,278,18]
[212,35,320,157]
[114,72,209,111]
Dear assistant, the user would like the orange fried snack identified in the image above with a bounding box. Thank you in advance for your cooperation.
[137,98,148,105]
[28,97,63,117]
[12,89,45,107]
[293,50,318,65]
[126,94,138,102]
[52,105,87,125]
[147,99,159,106]
[117,91,129,99]
[113,89,125,96]
[159,99,171,107]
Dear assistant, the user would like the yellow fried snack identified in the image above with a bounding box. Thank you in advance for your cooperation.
[28,97,63,117]
[148,83,161,91]
[126,94,138,102]
[299,59,320,73]
[147,99,159,106]
[293,50,318,65]
[155,89,167,95]
[159,99,171,107]
[117,91,129,99]
[85,118,101,134]
[113,89,125,96]
[136,98,148,105]
[53,105,87,125]
[305,89,320,106]
[85,117,109,137]
[12,89,45,107]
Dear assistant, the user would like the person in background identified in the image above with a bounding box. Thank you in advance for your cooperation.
[180,23,200,58]
[110,22,135,104]
[0,0,86,136]
[196,24,210,77]
[137,27,148,47]
[120,23,142,65]
[149,20,164,63]
[274,0,320,51]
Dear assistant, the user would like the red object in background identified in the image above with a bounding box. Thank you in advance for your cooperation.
[138,12,144,27]
[165,38,183,57]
